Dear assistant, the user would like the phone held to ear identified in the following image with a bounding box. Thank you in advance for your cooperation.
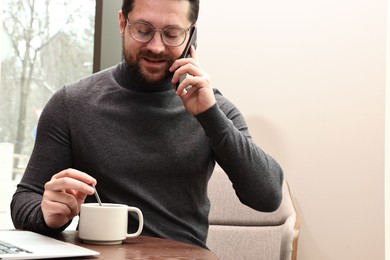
[175,27,197,90]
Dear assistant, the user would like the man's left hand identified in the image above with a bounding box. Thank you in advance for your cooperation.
[170,46,216,116]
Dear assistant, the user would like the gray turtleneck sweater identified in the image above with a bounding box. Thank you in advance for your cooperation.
[11,61,283,249]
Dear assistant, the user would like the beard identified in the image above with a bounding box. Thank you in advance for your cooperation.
[122,40,175,85]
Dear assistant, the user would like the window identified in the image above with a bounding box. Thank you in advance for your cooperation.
[1,0,96,181]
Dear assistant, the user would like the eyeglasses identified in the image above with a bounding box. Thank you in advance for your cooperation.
[126,19,192,47]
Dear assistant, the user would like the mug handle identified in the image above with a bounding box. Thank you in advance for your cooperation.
[126,206,144,238]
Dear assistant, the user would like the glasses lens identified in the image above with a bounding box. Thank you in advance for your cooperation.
[128,21,188,47]
[162,27,186,46]
[130,22,154,42]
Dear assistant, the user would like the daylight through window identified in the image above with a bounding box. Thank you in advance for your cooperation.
[1,0,96,181]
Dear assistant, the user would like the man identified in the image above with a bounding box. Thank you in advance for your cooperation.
[11,0,283,249]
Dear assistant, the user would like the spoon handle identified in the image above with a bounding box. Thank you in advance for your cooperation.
[92,185,102,206]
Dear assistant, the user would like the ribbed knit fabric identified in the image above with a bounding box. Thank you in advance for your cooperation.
[11,61,283,249]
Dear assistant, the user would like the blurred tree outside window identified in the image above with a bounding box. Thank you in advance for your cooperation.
[1,0,95,180]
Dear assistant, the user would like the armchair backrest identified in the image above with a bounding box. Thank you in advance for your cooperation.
[206,165,300,260]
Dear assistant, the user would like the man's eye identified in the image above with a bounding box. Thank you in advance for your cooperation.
[163,29,181,39]
[137,29,152,36]
[164,34,179,39]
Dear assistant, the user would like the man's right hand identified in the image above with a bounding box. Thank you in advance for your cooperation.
[41,169,97,229]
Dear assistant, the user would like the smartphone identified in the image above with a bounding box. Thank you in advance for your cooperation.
[175,26,197,89]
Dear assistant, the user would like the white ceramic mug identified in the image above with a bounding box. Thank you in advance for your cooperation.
[79,203,144,245]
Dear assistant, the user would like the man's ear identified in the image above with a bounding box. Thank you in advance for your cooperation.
[118,10,126,38]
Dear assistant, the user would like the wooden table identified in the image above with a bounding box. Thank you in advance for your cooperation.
[52,231,219,259]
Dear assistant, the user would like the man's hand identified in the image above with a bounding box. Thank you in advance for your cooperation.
[41,169,96,229]
[170,46,216,116]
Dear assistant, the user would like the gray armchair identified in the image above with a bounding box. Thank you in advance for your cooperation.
[206,165,300,260]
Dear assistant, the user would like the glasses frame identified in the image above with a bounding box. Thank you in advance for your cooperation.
[126,19,193,47]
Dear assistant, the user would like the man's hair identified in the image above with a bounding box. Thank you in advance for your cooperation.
[122,0,200,25]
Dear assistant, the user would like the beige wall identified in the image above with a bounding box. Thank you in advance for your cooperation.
[97,0,388,259]
[386,1,389,258]
[197,0,386,259]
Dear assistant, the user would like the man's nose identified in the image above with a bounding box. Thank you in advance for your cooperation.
[146,31,165,54]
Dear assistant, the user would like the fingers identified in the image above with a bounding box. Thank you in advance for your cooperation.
[42,190,78,229]
[42,168,96,229]
[170,56,207,94]
[42,192,77,227]
[170,46,197,84]
[169,47,216,115]
[170,45,197,70]
[52,168,97,189]
[173,65,204,93]
[41,200,74,229]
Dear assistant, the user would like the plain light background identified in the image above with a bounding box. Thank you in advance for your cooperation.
[1,0,387,259]
[387,1,390,259]
[196,1,386,259]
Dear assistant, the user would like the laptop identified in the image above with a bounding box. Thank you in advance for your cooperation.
[0,230,99,259]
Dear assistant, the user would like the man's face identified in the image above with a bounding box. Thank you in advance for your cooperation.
[119,0,192,84]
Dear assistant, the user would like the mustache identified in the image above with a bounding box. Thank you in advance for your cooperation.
[139,50,172,61]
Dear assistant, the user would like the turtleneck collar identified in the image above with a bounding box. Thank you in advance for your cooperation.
[113,60,174,93]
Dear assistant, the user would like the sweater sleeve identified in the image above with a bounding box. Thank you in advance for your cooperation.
[11,87,73,234]
[195,89,284,212]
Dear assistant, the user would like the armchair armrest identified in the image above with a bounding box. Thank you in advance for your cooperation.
[207,165,301,260]
[284,181,301,260]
